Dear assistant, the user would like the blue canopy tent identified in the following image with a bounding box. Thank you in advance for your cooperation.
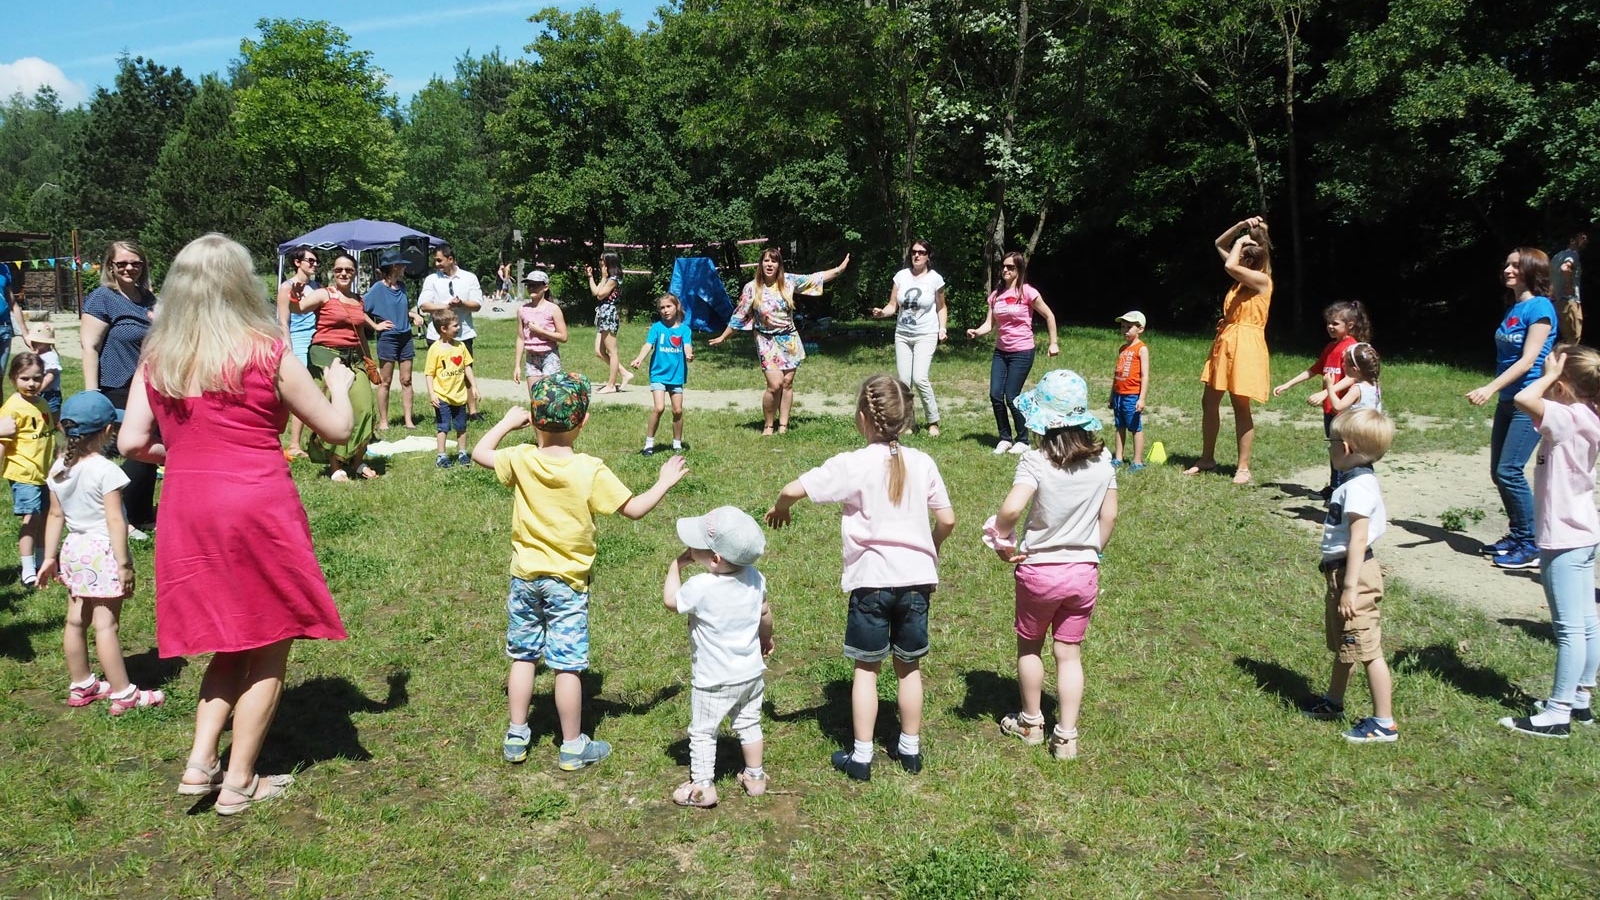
[275,219,445,284]
[668,257,734,333]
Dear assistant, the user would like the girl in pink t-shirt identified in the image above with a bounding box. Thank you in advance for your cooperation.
[766,375,955,780]
[1501,346,1600,738]
[512,271,568,390]
[966,252,1060,454]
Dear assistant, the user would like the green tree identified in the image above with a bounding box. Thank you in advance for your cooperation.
[233,18,401,241]
[0,87,83,238]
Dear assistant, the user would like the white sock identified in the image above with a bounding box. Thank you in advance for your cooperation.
[70,674,98,690]
[506,722,531,739]
[744,765,765,779]
[672,439,682,449]
[897,733,920,756]
[851,739,873,764]
[1531,699,1572,726]
[560,735,588,754]
[1054,724,1077,739]
[110,684,136,701]
[643,436,655,449]
[1574,688,1593,710]
[1018,711,1044,726]
[19,556,35,580]
[1373,716,1396,728]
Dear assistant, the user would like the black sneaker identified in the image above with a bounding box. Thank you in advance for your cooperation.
[1479,534,1517,556]
[436,454,453,469]
[830,749,871,782]
[888,747,922,775]
[1498,715,1570,738]
[1534,700,1595,725]
[640,446,656,457]
[467,412,485,423]
[1300,694,1346,721]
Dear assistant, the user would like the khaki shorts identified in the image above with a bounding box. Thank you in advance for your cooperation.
[1560,299,1583,346]
[1323,556,1383,663]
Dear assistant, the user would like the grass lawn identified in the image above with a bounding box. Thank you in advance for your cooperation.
[1,319,1595,899]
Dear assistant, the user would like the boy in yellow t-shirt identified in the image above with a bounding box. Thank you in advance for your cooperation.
[472,372,688,770]
[425,309,479,468]
[0,353,56,586]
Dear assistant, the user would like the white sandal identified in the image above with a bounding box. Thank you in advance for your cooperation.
[215,773,293,816]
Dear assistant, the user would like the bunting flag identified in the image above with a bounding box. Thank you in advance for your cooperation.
[4,257,89,270]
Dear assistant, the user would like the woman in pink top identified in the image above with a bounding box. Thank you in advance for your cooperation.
[966,252,1060,454]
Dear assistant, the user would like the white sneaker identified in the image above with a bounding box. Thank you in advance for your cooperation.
[127,527,149,542]
[992,440,1013,455]
[1008,441,1028,454]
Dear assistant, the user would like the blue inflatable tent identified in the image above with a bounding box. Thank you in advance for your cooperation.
[668,257,734,333]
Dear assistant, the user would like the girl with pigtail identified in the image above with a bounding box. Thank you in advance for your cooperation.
[767,374,956,781]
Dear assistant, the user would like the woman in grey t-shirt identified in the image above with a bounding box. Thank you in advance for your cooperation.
[872,239,948,435]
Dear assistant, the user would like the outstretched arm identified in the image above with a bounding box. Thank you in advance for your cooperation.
[472,407,531,469]
[765,479,808,527]
[619,455,689,519]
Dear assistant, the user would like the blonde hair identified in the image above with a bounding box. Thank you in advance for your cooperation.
[432,307,460,329]
[657,292,682,323]
[1555,344,1600,406]
[1331,408,1394,463]
[141,233,279,397]
[100,240,152,294]
[856,374,915,505]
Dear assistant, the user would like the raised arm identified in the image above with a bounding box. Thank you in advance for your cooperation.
[1214,217,1260,260]
[663,550,691,612]
[618,454,689,519]
[1224,234,1272,294]
[586,266,618,301]
[1513,348,1566,424]
[279,351,355,444]
[815,254,851,285]
[472,407,531,469]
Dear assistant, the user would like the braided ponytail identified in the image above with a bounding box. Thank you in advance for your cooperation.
[53,427,112,482]
[856,374,915,506]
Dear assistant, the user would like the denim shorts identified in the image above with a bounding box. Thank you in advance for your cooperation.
[844,584,932,663]
[506,576,590,670]
[377,330,415,362]
[648,383,684,395]
[436,403,468,434]
[10,481,42,516]
[44,391,61,417]
[1111,393,1142,432]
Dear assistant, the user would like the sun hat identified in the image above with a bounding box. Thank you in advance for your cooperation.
[1013,369,1102,434]
[1114,311,1147,328]
[59,390,122,438]
[677,506,766,567]
[378,248,408,269]
[25,322,56,345]
[529,372,590,432]
[523,269,550,284]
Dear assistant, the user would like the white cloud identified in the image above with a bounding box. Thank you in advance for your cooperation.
[0,57,89,106]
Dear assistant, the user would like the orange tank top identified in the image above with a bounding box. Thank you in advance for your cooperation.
[1114,339,1145,395]
[313,288,365,349]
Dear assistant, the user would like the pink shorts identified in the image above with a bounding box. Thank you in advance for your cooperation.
[1014,562,1098,643]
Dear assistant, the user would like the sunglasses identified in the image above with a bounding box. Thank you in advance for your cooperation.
[911,249,929,256]
[332,267,356,275]
[299,258,319,265]
[1001,264,1017,271]
[112,260,144,269]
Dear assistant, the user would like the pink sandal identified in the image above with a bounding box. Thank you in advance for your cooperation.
[109,686,165,716]
[67,677,112,707]
[672,781,719,808]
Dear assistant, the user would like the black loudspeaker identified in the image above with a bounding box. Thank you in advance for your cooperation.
[398,235,430,279]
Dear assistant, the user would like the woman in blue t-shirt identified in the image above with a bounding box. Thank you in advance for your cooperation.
[81,240,160,532]
[1467,247,1558,569]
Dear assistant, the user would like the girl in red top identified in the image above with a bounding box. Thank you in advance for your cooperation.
[1273,301,1372,493]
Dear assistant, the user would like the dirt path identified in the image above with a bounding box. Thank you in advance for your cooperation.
[1269,449,1549,621]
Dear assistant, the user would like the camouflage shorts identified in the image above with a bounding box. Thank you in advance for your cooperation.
[506,576,590,670]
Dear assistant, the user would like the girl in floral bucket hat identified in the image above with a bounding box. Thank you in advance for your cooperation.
[986,369,1118,762]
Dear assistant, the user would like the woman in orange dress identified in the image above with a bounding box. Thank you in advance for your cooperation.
[1184,216,1272,484]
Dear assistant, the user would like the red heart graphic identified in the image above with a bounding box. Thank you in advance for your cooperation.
[670,335,683,347]
[451,355,463,365]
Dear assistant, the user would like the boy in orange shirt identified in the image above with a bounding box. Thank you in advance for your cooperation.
[1110,311,1149,470]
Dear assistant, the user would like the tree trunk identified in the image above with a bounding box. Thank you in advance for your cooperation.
[984,0,1030,289]
[1276,2,1306,330]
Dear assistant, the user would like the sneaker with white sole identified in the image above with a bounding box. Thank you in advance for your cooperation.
[1479,534,1518,556]
[503,731,530,763]
[1300,694,1346,721]
[558,735,611,771]
[1492,542,1540,570]
[1342,716,1398,743]
[1049,728,1079,760]
[127,527,150,542]
[1535,699,1595,725]
[992,440,1013,455]
[1499,715,1570,738]
[1008,441,1028,454]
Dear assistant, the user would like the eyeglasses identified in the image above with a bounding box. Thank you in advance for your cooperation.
[300,258,319,266]
[1001,264,1017,271]
[911,249,929,257]
[112,260,144,270]
[331,267,355,275]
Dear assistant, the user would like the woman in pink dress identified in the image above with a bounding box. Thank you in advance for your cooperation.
[120,233,356,816]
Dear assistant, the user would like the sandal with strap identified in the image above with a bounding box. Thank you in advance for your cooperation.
[1049,727,1080,761]
[109,687,165,716]
[736,770,768,797]
[67,677,112,707]
[216,773,294,816]
[672,780,719,808]
[178,760,224,796]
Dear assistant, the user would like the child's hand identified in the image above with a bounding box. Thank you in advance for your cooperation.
[1306,390,1326,407]
[676,547,696,567]
[1272,383,1288,397]
[35,558,56,588]
[512,368,522,385]
[324,358,356,395]
[760,634,775,657]
[630,358,643,370]
[1545,349,1568,381]
[471,388,481,404]
[500,407,532,430]
[657,453,689,486]
[1134,398,1144,412]
[119,564,136,599]
[765,506,791,528]
[429,394,441,409]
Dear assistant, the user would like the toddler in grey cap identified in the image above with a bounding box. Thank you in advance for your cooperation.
[663,505,774,807]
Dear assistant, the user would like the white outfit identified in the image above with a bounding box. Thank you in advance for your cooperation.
[417,268,482,341]
[1351,382,1383,412]
[47,456,129,538]
[1320,467,1387,561]
[677,566,768,784]
[892,267,946,425]
[1013,448,1118,563]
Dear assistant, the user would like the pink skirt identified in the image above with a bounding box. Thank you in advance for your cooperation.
[61,532,127,599]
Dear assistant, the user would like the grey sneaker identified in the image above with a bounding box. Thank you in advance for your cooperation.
[558,735,611,771]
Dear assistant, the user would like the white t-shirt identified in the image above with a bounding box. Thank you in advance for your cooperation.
[1013,448,1118,563]
[46,455,130,538]
[891,268,947,338]
[1320,467,1387,560]
[799,443,952,590]
[1534,400,1600,550]
[677,566,767,689]
[40,349,62,379]
[418,268,482,341]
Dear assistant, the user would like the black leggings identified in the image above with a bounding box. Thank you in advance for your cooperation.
[101,385,159,529]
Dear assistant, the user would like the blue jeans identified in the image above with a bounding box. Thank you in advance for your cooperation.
[1540,546,1600,703]
[1489,399,1539,543]
[990,349,1035,442]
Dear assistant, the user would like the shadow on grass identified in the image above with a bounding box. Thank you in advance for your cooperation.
[1391,644,1523,708]
[1389,518,1482,556]
[1233,657,1316,711]
[0,615,57,662]
[515,674,681,748]
[257,670,411,772]
[1167,454,1243,480]
[123,647,186,691]
[952,670,1055,725]
[1497,618,1553,644]
[770,676,906,748]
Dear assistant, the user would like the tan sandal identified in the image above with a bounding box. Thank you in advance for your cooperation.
[177,759,224,796]
[1049,728,1079,761]
[736,770,768,797]
[216,773,293,816]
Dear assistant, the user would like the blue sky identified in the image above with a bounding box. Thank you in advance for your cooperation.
[2,0,661,107]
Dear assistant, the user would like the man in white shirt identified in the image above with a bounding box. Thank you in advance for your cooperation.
[418,243,484,418]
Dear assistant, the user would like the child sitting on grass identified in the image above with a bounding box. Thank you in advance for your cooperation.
[663,506,773,807]
[1301,408,1399,743]
[473,372,687,770]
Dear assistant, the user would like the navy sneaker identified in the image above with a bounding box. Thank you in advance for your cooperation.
[1300,694,1346,721]
[640,446,656,457]
[1498,716,1570,738]
[1492,542,1540,569]
[1342,717,1399,744]
[457,451,471,466]
[557,735,612,771]
[436,454,453,469]
[1479,534,1518,556]
[887,746,922,775]
[830,749,871,782]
